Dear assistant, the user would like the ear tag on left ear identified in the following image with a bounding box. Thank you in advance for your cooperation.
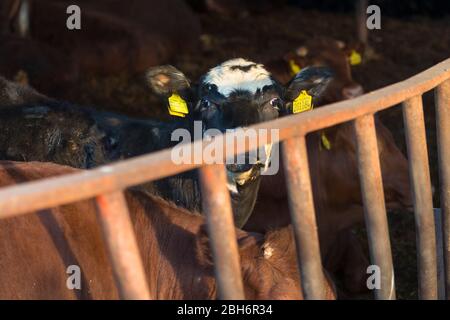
[321,132,332,150]
[293,90,313,114]
[289,60,302,75]
[349,50,362,66]
[168,93,189,117]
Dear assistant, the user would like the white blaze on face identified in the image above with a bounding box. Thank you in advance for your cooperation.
[203,58,274,97]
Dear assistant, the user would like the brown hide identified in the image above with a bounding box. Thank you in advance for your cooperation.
[27,0,201,75]
[0,35,79,97]
[0,161,335,300]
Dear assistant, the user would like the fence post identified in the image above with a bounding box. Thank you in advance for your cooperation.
[198,164,245,300]
[282,136,326,299]
[354,114,396,300]
[403,95,438,299]
[435,79,450,299]
[95,191,151,300]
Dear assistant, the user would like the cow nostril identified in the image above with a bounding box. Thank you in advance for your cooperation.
[342,85,363,99]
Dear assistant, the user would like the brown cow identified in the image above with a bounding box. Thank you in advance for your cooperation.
[265,38,364,103]
[245,119,412,294]
[255,39,406,295]
[0,35,79,97]
[0,161,335,300]
[27,0,201,75]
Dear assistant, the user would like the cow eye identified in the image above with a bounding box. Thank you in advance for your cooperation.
[199,99,212,112]
[269,98,282,110]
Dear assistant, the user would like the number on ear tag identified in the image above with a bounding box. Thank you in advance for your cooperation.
[293,90,313,114]
[168,93,189,117]
[349,50,362,66]
[289,60,302,75]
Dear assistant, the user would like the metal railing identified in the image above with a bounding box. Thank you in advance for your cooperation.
[0,58,449,300]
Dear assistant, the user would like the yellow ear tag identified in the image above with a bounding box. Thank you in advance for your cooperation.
[289,60,302,75]
[293,90,313,114]
[168,93,189,117]
[349,50,362,66]
[321,132,332,150]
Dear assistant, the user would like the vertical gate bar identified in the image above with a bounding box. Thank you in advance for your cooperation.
[198,164,245,300]
[434,209,446,299]
[17,0,30,38]
[356,0,368,47]
[435,79,450,299]
[281,136,326,300]
[95,191,151,300]
[354,114,396,300]
[403,95,438,299]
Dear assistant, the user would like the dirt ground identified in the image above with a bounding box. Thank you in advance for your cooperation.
[64,7,450,299]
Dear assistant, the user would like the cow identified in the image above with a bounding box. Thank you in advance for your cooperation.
[245,120,413,294]
[0,161,336,300]
[1,0,201,76]
[25,0,201,75]
[265,38,364,103]
[252,39,408,295]
[0,59,333,227]
[0,35,80,98]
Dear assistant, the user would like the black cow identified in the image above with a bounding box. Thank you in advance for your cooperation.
[0,59,332,226]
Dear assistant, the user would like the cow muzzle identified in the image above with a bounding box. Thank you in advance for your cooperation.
[225,143,273,195]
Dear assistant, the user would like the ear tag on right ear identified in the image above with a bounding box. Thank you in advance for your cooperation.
[289,60,302,75]
[168,93,189,117]
[349,50,362,66]
[293,90,313,114]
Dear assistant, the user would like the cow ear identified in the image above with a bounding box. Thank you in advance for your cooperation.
[283,67,333,114]
[146,65,191,97]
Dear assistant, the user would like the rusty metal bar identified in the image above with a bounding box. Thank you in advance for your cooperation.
[0,59,449,219]
[403,95,437,299]
[434,208,446,299]
[356,0,368,47]
[16,0,30,38]
[95,191,151,300]
[435,79,450,299]
[281,136,326,300]
[198,164,245,300]
[354,114,395,300]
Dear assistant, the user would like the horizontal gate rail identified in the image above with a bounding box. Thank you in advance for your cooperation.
[0,58,449,300]
[0,59,448,218]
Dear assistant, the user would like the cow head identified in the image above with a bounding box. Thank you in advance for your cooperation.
[271,38,364,103]
[147,59,333,227]
[315,120,413,220]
